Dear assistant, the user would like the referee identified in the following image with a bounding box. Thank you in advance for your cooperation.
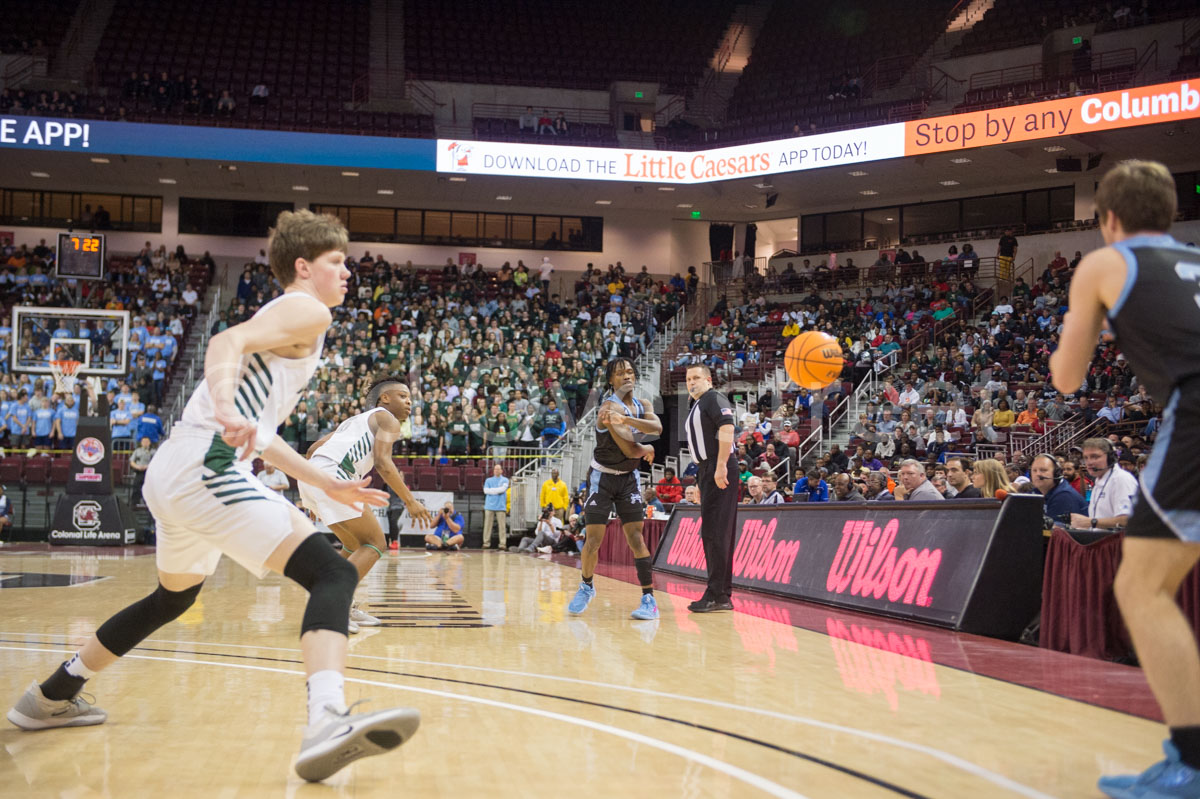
[683,364,737,612]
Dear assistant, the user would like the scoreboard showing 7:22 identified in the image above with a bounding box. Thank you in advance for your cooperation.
[56,232,106,280]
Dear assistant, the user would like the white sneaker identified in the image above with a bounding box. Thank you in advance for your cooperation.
[347,619,360,635]
[536,545,553,554]
[350,605,382,627]
[295,703,420,782]
[7,681,107,730]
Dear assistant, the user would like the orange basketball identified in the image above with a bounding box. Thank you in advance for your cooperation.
[784,331,844,389]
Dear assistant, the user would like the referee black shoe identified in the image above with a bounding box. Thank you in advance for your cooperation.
[688,597,734,613]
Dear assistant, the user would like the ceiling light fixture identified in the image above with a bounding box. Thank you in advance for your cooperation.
[886,217,894,221]
[939,180,959,186]
[90,157,110,164]
[1043,168,1058,173]
[594,200,612,205]
[291,185,309,191]
[341,171,359,177]
[448,176,468,182]
[158,177,176,184]
[859,189,878,195]
[848,170,869,177]
[657,186,675,192]
[1043,145,1066,152]
[676,203,694,208]
[377,189,395,195]
[30,171,50,178]
[495,195,512,201]
[950,157,971,164]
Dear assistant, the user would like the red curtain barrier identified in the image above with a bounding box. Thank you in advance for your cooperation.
[1040,526,1200,660]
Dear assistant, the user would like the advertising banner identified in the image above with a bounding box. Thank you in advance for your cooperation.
[49,493,138,546]
[653,496,1044,637]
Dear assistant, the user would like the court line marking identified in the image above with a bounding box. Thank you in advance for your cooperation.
[0,630,1055,799]
[0,644,806,799]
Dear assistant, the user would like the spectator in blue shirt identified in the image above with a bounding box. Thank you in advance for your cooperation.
[110,399,133,440]
[424,499,464,551]
[128,390,145,419]
[135,404,163,444]
[152,356,168,401]
[482,463,509,549]
[32,398,55,448]
[9,392,31,448]
[794,469,829,502]
[53,394,79,445]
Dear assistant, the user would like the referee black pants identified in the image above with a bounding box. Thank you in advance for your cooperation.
[698,454,739,600]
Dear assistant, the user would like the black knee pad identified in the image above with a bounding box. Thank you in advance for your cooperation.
[284,533,357,637]
[95,582,203,657]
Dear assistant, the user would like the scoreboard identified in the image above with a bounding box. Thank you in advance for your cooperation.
[56,233,105,280]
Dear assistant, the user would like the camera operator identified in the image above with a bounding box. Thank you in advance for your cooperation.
[424,500,465,551]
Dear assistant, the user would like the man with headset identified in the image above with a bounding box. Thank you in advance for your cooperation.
[1029,453,1087,521]
[1068,437,1138,531]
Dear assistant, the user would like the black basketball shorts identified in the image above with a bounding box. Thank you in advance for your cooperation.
[583,468,645,526]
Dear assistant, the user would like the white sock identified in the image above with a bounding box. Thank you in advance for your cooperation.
[306,670,345,727]
[64,653,97,680]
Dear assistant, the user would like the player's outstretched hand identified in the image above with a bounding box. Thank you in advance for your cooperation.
[406,500,434,529]
[639,444,655,464]
[326,477,389,511]
[216,407,258,459]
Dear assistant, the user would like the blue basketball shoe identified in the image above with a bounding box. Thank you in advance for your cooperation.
[567,581,596,615]
[630,594,659,620]
[1099,740,1200,798]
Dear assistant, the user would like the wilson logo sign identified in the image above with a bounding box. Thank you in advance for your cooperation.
[826,519,942,608]
[666,516,800,585]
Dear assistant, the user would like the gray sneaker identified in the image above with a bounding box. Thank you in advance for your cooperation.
[295,703,420,782]
[7,681,107,730]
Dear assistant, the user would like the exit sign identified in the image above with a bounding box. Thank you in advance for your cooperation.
[691,210,701,219]
[634,91,644,99]
[1072,36,1082,44]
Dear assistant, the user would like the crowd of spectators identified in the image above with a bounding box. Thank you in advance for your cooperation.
[0,238,212,453]
[220,253,687,460]
[651,233,1168,518]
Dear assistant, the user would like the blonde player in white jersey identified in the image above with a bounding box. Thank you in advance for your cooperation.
[300,376,434,630]
[6,211,422,783]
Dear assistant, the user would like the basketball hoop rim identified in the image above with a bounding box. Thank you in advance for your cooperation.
[50,359,83,375]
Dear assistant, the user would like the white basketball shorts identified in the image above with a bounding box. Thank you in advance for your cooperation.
[143,429,311,578]
[297,456,367,528]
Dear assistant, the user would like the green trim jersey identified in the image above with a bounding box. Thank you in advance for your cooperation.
[311,406,389,480]
[176,292,327,473]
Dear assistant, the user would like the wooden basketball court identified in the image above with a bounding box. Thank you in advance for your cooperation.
[0,544,1167,798]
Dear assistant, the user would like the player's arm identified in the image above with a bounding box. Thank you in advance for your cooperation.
[261,436,386,511]
[205,296,332,456]
[305,432,334,459]
[369,412,433,528]
[1050,249,1121,393]
[618,400,662,436]
[598,401,653,461]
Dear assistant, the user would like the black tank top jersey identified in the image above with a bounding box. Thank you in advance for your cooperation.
[1108,234,1200,401]
[593,392,645,472]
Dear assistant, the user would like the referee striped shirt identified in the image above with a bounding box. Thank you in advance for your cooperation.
[685,388,736,464]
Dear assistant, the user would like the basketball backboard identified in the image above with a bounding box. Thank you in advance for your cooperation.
[9,306,131,376]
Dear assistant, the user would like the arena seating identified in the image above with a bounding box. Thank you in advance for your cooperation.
[720,1,956,140]
[952,0,1197,58]
[472,116,618,147]
[403,0,735,93]
[71,0,433,137]
[0,0,80,61]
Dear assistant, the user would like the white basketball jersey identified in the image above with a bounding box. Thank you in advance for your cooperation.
[312,407,389,479]
[175,292,326,473]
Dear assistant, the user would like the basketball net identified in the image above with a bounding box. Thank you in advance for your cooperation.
[49,359,82,396]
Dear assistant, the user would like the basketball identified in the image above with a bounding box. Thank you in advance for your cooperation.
[784,330,844,389]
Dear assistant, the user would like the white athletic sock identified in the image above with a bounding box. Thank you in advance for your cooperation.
[64,653,97,680]
[306,670,346,727]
